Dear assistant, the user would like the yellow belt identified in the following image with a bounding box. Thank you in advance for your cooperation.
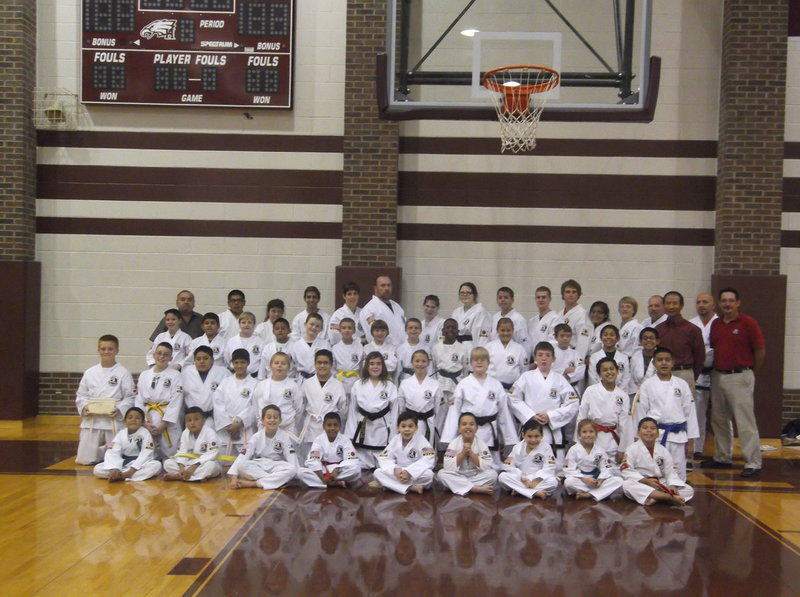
[146,402,172,444]
[337,370,359,381]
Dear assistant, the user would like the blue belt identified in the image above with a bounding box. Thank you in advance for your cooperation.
[658,422,687,446]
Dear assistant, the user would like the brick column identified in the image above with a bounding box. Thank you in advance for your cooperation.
[0,0,40,420]
[713,0,787,434]
[338,1,401,305]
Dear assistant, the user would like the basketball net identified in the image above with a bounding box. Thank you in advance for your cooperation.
[482,65,560,153]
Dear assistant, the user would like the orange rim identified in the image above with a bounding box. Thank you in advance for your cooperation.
[482,64,560,95]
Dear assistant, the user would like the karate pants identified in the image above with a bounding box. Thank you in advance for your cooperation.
[437,469,497,496]
[373,468,434,494]
[231,459,295,490]
[296,465,362,488]
[76,427,115,465]
[164,458,221,482]
[623,479,694,505]
[563,475,623,501]
[498,471,559,499]
[93,460,163,481]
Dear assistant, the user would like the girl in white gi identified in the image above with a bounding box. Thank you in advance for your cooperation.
[498,420,559,499]
[146,308,192,370]
[75,334,136,465]
[136,341,183,459]
[587,325,631,391]
[397,349,440,443]
[345,351,399,469]
[363,319,398,380]
[508,341,580,468]
[223,311,264,377]
[621,417,694,506]
[586,301,613,360]
[290,313,332,380]
[332,317,363,397]
[93,407,162,481]
[431,318,469,439]
[214,348,259,464]
[255,298,284,344]
[635,347,699,481]
[395,318,426,383]
[618,296,643,357]
[259,318,295,380]
[175,346,229,429]
[451,282,492,348]
[629,327,659,395]
[563,419,624,500]
[185,313,226,368]
[441,347,518,470]
[578,358,633,464]
[421,294,445,348]
[328,282,363,345]
[297,412,361,488]
[437,412,497,495]
[374,411,436,494]
[163,407,222,482]
[552,324,586,387]
[296,349,347,461]
[254,352,301,439]
[486,317,529,391]
[229,404,299,490]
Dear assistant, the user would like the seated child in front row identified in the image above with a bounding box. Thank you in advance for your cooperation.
[229,405,298,490]
[93,407,162,482]
[437,412,497,495]
[620,417,694,506]
[163,407,222,482]
[498,420,559,500]
[374,411,436,494]
[297,412,361,488]
[563,419,623,501]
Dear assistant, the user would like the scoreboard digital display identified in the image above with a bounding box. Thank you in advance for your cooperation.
[81,0,293,108]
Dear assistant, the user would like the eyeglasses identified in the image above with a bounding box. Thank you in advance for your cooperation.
[459,291,473,296]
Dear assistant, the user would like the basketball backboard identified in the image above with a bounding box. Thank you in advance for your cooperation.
[379,0,656,121]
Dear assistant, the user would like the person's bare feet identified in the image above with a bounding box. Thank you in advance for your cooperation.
[229,477,242,489]
[471,485,494,495]
[409,484,424,494]
[163,473,182,482]
[644,497,656,506]
[575,491,592,500]
[533,490,547,500]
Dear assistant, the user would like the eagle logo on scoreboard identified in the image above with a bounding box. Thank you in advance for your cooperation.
[140,19,177,41]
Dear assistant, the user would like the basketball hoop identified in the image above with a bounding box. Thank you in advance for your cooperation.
[482,65,560,153]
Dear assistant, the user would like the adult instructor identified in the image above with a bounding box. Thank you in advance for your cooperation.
[703,288,765,478]
[359,275,406,345]
[149,290,204,340]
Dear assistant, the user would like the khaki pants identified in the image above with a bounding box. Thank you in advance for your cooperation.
[710,370,761,469]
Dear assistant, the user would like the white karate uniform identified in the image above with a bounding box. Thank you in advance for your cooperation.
[93,426,162,481]
[254,319,275,344]
[636,374,699,480]
[291,309,332,341]
[176,364,230,422]
[290,336,332,379]
[561,304,591,358]
[486,339,529,388]
[297,375,348,455]
[508,369,579,465]
[217,309,241,343]
[328,304,363,345]
[75,362,135,465]
[621,440,694,504]
[491,308,531,354]
[213,374,259,459]
[618,319,643,356]
[147,329,192,369]
[498,440,560,498]
[641,314,667,328]
[228,428,298,490]
[395,341,429,383]
[363,340,398,379]
[431,340,469,433]
[374,433,436,494]
[359,295,407,345]
[296,431,362,488]
[333,340,363,396]
[421,315,444,348]
[437,434,497,495]
[451,303,492,348]
[185,333,226,368]
[136,366,183,459]
[553,345,586,386]
[441,374,518,469]
[527,310,564,352]
[164,425,222,481]
[628,348,657,394]
[397,374,440,442]
[578,382,633,460]
[344,379,399,469]
[587,349,632,391]
[563,442,623,500]
[223,334,264,376]
[253,376,302,439]
[258,339,296,380]
[587,321,614,360]
[690,313,718,454]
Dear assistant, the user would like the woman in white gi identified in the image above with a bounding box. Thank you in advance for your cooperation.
[563,419,624,500]
[344,352,399,469]
[296,412,361,488]
[437,412,497,495]
[451,282,492,349]
[136,341,183,459]
[621,417,694,506]
[397,349,440,443]
[229,404,298,490]
[174,346,229,429]
[214,348,258,464]
[578,357,633,464]
[163,407,222,482]
[93,407,162,481]
[498,420,559,499]
[254,352,302,439]
[374,411,436,494]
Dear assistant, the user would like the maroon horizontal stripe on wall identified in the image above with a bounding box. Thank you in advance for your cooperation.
[38,165,343,204]
[399,172,716,211]
[36,218,342,239]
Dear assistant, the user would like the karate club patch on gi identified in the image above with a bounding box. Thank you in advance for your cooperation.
[408,448,418,459]
[549,389,557,399]
[273,441,283,452]
[324,393,333,402]
[533,453,544,464]
[674,388,682,397]
[240,389,251,398]
[616,396,624,406]
[655,456,665,467]
[336,446,344,459]
[283,389,293,399]
[174,342,183,350]
[163,378,172,388]
[108,376,119,386]
[506,356,515,366]
[451,354,459,362]
[464,318,471,326]
[252,346,260,355]
[211,382,220,391]
[351,354,359,363]
[213,347,220,355]
[487,391,496,401]
[424,391,433,399]
[379,391,389,400]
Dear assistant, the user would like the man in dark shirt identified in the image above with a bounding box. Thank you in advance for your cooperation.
[149,289,204,340]
[655,291,705,393]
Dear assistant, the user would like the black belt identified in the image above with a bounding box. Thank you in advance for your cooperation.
[695,385,710,391]
[437,369,461,383]
[715,366,751,374]
[352,403,393,449]
[474,414,499,451]
[299,371,314,379]
[357,404,392,421]
[406,407,435,440]
[401,367,414,376]
[673,364,694,371]
[501,382,513,390]
[456,334,473,342]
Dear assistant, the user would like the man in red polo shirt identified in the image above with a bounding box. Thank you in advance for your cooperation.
[655,291,706,393]
[703,287,765,478]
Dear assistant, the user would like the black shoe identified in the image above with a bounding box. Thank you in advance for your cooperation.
[740,468,761,478]
[693,452,703,460]
[700,459,732,469]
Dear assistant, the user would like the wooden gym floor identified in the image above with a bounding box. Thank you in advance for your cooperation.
[1,417,800,596]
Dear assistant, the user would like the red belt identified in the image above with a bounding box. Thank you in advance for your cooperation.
[595,424,619,445]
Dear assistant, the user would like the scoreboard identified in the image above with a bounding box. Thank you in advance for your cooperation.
[81,0,294,108]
